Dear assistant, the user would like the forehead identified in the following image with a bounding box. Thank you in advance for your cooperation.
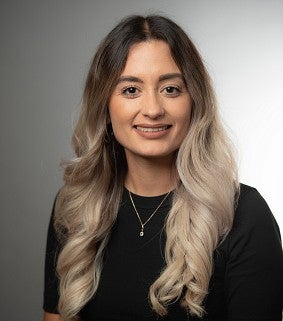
[121,40,180,76]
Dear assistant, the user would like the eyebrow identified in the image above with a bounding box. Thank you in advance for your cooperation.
[116,73,184,84]
[159,73,184,82]
[117,76,143,84]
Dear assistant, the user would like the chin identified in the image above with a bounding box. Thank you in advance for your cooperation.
[138,150,177,160]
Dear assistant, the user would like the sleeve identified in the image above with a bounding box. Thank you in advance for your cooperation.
[43,196,60,313]
[225,186,283,321]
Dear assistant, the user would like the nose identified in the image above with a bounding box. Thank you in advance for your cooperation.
[141,91,164,119]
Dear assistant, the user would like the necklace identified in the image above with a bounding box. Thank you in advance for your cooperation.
[128,190,171,237]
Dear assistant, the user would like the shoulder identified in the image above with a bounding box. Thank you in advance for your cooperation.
[222,183,282,256]
[211,184,283,320]
[236,183,270,216]
[233,183,280,234]
[215,184,283,319]
[217,183,281,257]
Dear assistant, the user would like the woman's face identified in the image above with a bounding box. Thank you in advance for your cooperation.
[108,40,192,163]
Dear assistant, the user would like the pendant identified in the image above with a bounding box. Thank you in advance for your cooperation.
[140,230,144,237]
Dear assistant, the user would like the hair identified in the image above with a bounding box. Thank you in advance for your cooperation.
[54,14,239,320]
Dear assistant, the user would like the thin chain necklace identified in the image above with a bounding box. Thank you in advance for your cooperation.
[128,190,171,237]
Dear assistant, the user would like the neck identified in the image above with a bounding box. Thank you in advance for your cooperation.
[125,155,178,196]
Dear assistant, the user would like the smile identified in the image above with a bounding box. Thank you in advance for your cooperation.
[135,125,171,132]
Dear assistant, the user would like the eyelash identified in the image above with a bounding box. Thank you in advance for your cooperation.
[121,85,182,98]
[121,86,139,97]
[162,86,181,97]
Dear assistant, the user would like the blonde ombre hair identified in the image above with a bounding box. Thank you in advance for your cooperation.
[54,15,239,320]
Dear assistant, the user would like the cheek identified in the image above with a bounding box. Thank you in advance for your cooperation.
[109,115,122,137]
[108,94,123,121]
[178,119,191,140]
[108,110,128,144]
[108,96,134,123]
[177,105,192,131]
[108,102,123,128]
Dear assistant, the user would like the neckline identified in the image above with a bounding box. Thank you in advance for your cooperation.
[123,186,172,209]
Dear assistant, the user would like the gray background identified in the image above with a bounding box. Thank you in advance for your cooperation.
[1,1,282,320]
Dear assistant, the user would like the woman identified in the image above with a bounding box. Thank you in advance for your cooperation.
[43,15,283,321]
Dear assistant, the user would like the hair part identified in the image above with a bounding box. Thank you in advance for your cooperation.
[54,14,239,320]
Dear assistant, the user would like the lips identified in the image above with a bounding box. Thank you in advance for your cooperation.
[135,125,169,132]
[134,125,171,132]
[132,124,172,139]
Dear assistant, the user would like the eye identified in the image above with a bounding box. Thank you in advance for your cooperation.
[122,86,139,97]
[162,86,181,97]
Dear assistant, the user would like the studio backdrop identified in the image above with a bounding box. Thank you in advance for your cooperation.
[1,1,282,321]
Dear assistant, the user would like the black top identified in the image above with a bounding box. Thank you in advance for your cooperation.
[44,184,283,320]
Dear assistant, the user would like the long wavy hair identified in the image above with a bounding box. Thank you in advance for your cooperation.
[54,14,239,320]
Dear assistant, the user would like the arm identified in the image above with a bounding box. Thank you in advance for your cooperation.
[43,312,61,321]
[225,186,283,321]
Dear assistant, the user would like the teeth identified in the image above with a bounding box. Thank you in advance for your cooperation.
[136,126,168,132]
